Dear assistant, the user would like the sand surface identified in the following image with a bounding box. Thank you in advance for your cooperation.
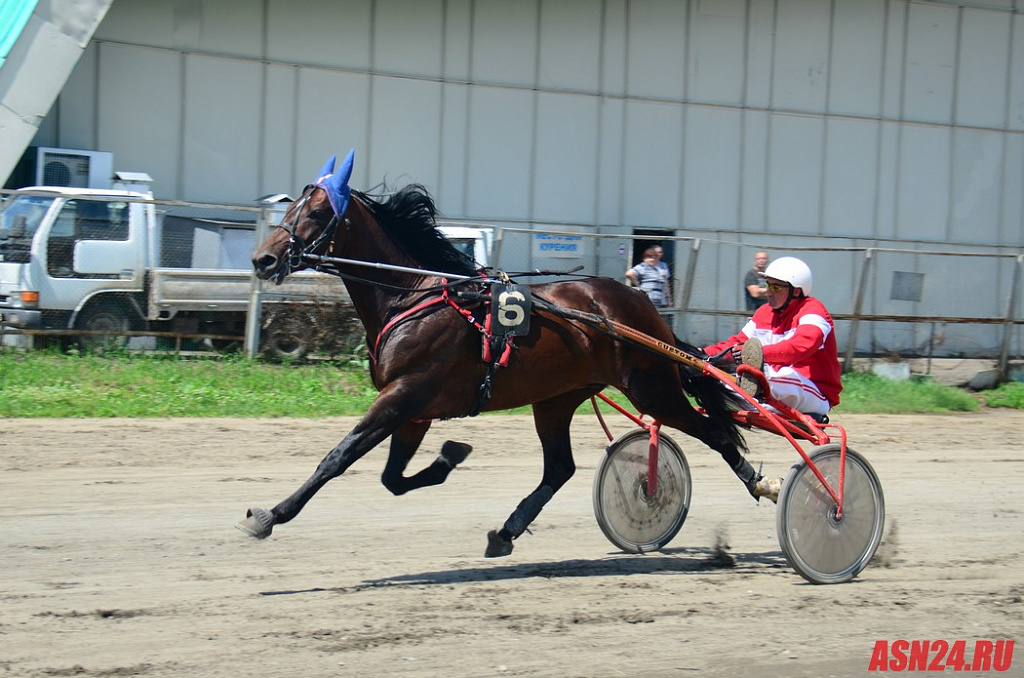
[1,411,1022,677]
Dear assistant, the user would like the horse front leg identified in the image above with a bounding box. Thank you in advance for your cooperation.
[380,420,473,496]
[484,389,593,558]
[235,386,421,539]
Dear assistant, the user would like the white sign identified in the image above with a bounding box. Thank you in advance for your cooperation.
[532,233,590,259]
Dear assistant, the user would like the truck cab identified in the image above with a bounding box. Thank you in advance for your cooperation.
[0,188,153,346]
[437,225,493,269]
[2,187,498,355]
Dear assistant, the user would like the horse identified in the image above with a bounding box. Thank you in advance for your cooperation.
[239,150,773,557]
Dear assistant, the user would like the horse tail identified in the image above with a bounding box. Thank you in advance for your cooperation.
[673,337,748,453]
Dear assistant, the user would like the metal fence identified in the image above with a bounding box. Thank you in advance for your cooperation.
[486,226,1024,380]
[3,189,1022,378]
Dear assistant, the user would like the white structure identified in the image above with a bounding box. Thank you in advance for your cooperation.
[0,1,113,184]
[4,0,1024,356]
[10,0,1020,244]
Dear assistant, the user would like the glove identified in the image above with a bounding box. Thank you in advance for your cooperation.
[708,344,743,369]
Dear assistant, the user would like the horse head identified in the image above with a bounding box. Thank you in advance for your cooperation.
[253,149,355,284]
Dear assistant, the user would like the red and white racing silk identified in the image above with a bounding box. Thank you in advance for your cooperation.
[705,296,842,409]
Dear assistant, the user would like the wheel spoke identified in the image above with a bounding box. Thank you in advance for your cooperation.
[593,430,691,553]
[777,446,885,584]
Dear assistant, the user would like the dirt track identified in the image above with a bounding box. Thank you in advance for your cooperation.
[1,411,1022,677]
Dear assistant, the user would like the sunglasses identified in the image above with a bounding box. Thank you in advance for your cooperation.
[766,282,790,292]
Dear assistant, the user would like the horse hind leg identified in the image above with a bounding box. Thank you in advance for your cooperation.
[485,389,592,558]
[627,370,769,501]
[690,412,779,502]
[381,420,473,496]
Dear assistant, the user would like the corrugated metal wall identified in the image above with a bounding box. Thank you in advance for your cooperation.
[29,0,1023,250]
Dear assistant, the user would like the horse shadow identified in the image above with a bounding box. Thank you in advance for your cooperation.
[258,547,789,597]
[362,547,789,587]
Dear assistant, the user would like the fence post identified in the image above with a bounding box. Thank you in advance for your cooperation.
[843,248,873,373]
[675,238,701,332]
[244,209,270,358]
[492,227,505,269]
[998,253,1023,381]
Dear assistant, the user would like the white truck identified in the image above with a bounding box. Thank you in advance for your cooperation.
[0,184,493,359]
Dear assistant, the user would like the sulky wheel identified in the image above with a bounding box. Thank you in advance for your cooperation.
[776,444,885,584]
[593,428,691,554]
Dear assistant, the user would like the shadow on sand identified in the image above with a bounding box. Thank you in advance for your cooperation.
[258,546,789,597]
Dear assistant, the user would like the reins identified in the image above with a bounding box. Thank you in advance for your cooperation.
[303,252,486,292]
[278,186,708,395]
[301,246,708,371]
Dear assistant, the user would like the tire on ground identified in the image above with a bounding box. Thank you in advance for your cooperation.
[261,310,315,362]
[75,299,139,353]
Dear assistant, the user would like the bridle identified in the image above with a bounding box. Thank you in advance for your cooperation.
[274,184,344,276]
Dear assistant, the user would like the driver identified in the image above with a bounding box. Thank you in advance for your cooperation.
[703,256,841,419]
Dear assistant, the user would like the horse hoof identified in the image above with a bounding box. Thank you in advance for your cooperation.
[737,338,764,398]
[484,530,513,558]
[236,507,275,539]
[753,477,782,504]
[440,441,472,467]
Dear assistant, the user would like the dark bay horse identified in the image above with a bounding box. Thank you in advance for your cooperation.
[239,150,770,557]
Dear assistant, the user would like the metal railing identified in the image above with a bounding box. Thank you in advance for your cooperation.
[3,189,1022,379]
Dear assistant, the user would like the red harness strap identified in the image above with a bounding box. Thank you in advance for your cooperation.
[369,281,487,364]
[372,280,518,419]
[482,304,514,367]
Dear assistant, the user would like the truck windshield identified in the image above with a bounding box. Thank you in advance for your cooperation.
[0,195,55,263]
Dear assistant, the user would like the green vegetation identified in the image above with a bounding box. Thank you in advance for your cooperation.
[833,372,980,414]
[0,350,1019,418]
[981,380,1024,409]
[0,351,377,418]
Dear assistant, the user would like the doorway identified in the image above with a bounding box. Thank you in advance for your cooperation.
[630,228,676,300]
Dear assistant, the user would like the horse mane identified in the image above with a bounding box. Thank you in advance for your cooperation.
[353,184,478,277]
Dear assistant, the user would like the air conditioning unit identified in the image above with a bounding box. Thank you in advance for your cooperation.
[33,147,114,189]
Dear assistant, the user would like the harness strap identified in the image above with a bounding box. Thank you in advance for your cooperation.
[481,309,515,367]
[370,280,517,419]
[498,339,514,367]
[482,304,494,363]
[369,280,487,364]
[442,283,486,332]
[468,308,516,417]
[370,296,445,364]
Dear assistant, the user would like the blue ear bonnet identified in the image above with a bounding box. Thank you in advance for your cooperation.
[313,149,355,217]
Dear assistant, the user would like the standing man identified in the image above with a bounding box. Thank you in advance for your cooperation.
[626,245,671,309]
[744,251,770,311]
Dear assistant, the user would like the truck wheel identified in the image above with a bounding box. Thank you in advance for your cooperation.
[76,302,135,353]
[261,313,312,362]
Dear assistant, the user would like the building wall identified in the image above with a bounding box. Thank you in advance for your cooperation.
[29,0,1024,252]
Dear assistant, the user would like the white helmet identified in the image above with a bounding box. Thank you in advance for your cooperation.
[764,256,812,296]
